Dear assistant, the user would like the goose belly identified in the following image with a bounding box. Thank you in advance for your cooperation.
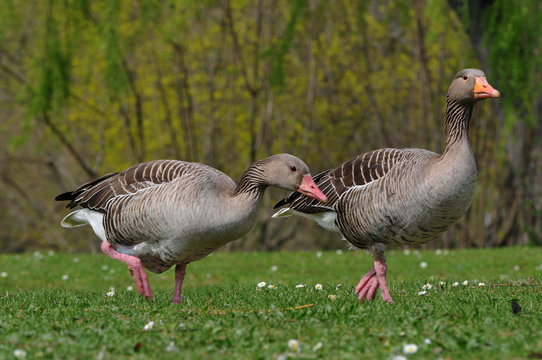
[336,173,476,248]
[106,192,258,273]
[120,225,250,273]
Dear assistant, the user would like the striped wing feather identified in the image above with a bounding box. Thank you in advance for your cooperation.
[56,160,203,212]
[275,149,408,213]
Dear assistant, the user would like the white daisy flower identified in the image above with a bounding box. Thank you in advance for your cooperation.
[328,295,338,300]
[336,249,344,255]
[316,251,323,258]
[424,338,432,344]
[126,285,134,291]
[403,344,418,354]
[513,265,520,271]
[438,281,446,286]
[13,349,27,359]
[462,280,469,286]
[315,284,323,290]
[0,272,7,278]
[419,261,428,269]
[267,284,277,289]
[270,265,278,272]
[418,290,427,296]
[435,249,443,255]
[101,265,108,271]
[165,342,178,352]
[403,249,411,255]
[452,281,459,287]
[312,342,323,351]
[392,356,407,360]
[477,282,487,287]
[72,257,80,263]
[47,250,55,256]
[61,274,69,281]
[422,283,432,290]
[288,339,300,352]
[257,281,267,288]
[143,321,155,330]
[295,284,306,288]
[106,291,115,297]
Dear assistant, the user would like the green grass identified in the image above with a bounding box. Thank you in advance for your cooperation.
[1,247,541,359]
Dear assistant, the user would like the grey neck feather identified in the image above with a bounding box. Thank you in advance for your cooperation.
[233,164,268,198]
[443,96,474,154]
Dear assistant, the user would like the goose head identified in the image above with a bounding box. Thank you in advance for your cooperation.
[447,69,500,103]
[259,154,328,202]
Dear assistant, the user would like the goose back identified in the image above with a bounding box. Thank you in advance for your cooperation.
[56,160,229,212]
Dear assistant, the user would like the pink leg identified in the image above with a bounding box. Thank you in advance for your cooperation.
[172,263,187,304]
[355,268,379,301]
[355,268,376,294]
[374,258,393,304]
[354,244,394,304]
[100,241,154,299]
[359,277,379,301]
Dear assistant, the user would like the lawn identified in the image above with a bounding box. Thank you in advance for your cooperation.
[1,247,541,359]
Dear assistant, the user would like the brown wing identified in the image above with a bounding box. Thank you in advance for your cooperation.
[55,160,200,212]
[274,148,408,214]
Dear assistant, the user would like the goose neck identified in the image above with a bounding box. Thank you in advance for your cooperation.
[232,166,268,199]
[443,96,474,154]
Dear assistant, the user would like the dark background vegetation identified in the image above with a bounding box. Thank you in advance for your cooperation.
[0,0,540,253]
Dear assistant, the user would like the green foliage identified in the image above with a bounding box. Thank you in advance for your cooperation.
[100,0,129,98]
[487,0,542,127]
[264,0,308,90]
[1,248,541,359]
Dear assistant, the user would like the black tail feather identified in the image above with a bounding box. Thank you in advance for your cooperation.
[273,198,290,209]
[55,191,75,201]
[54,171,118,209]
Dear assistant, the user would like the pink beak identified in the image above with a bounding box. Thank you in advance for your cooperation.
[297,174,328,202]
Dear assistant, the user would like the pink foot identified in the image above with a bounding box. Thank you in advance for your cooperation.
[355,259,394,304]
[100,241,154,299]
[172,263,187,304]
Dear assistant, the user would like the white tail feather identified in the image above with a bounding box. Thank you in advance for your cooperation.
[273,208,339,232]
[61,209,107,242]
[271,208,293,218]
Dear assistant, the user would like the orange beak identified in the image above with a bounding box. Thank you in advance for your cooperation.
[297,174,328,202]
[473,77,500,99]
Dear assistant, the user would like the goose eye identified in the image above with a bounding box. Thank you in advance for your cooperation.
[290,166,297,172]
[462,74,468,80]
